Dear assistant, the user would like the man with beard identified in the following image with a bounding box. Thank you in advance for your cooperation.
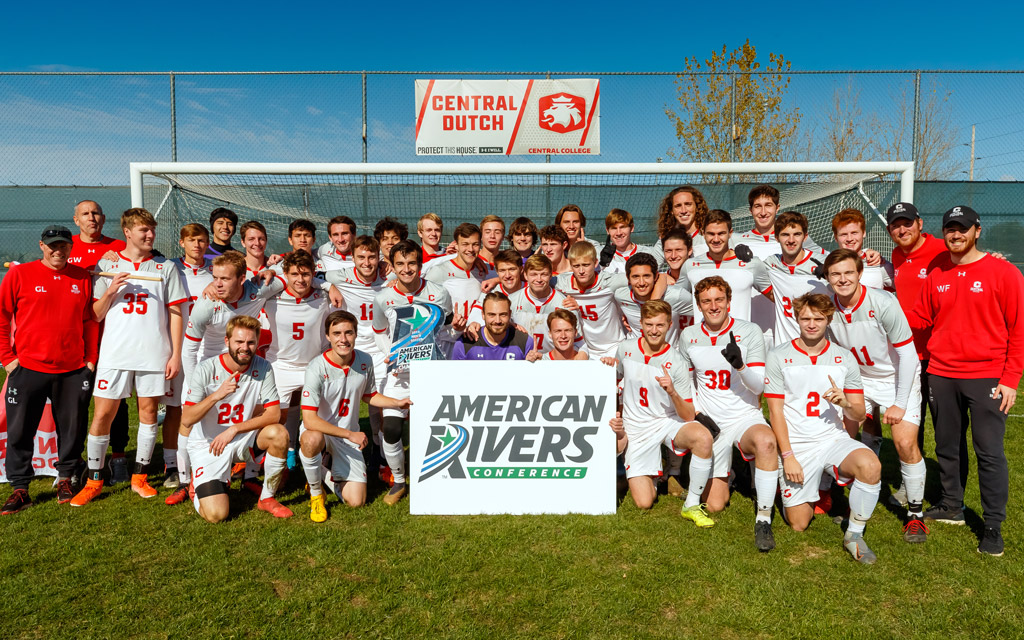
[183,315,292,521]
[908,206,1024,557]
[452,292,533,361]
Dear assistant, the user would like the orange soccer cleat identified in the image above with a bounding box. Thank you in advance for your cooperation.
[257,496,294,518]
[130,474,158,499]
[70,478,104,507]
[814,489,833,516]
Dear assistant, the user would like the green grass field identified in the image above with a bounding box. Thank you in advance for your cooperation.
[1,374,1021,639]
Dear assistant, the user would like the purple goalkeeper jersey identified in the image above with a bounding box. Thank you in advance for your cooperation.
[451,328,534,361]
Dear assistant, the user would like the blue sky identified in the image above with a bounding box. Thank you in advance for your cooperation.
[4,1,1023,72]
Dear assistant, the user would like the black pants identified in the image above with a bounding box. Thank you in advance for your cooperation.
[4,365,92,490]
[928,375,1009,526]
[110,399,130,454]
[919,361,970,489]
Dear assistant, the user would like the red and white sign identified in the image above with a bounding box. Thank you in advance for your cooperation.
[415,79,600,156]
[0,379,60,482]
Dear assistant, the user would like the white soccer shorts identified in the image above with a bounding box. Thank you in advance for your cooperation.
[93,367,168,400]
[371,350,387,393]
[710,408,768,478]
[299,424,367,484]
[624,418,688,479]
[161,370,184,408]
[188,430,261,488]
[271,363,305,408]
[779,433,870,508]
[863,365,923,427]
[382,373,410,419]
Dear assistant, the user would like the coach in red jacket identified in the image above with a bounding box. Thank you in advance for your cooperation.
[909,206,1024,557]
[0,225,99,514]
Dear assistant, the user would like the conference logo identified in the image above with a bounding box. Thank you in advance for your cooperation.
[539,94,586,133]
[418,394,606,481]
[387,302,445,373]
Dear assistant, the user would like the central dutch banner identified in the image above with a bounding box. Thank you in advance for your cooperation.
[409,361,617,515]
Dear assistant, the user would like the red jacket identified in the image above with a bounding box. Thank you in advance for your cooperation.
[69,234,126,271]
[0,260,99,373]
[908,253,1024,387]
[892,233,947,360]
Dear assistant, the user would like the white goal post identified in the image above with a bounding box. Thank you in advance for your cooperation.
[128,161,914,257]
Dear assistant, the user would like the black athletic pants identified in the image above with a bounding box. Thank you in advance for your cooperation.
[928,375,1009,526]
[110,399,130,454]
[4,365,92,490]
[918,361,970,490]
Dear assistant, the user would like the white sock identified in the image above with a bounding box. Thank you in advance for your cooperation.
[244,458,260,480]
[754,467,776,523]
[860,431,882,457]
[163,448,177,468]
[818,471,833,492]
[666,450,683,476]
[684,455,712,508]
[87,434,110,472]
[260,454,286,500]
[176,434,191,483]
[901,459,926,515]
[383,440,406,485]
[300,452,324,497]
[135,423,159,468]
[847,479,881,535]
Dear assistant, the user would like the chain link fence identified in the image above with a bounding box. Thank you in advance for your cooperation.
[1,70,1022,264]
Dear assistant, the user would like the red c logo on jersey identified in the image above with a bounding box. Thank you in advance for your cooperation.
[97,380,109,390]
[835,356,842,363]
[868,310,876,318]
[429,295,436,301]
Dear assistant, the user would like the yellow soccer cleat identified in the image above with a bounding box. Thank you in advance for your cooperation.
[680,503,715,528]
[309,494,328,523]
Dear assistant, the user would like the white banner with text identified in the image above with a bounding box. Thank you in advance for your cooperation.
[414,79,600,156]
[409,360,616,515]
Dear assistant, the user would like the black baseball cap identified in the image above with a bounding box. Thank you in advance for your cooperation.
[942,205,980,229]
[41,225,73,246]
[885,202,920,225]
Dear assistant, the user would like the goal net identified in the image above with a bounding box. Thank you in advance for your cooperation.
[131,162,913,258]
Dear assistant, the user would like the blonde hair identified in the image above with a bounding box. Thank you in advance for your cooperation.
[567,241,597,262]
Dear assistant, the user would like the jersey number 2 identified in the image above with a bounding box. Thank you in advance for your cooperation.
[806,392,821,417]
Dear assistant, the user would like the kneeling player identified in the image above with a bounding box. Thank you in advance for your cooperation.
[606,300,715,526]
[299,311,412,521]
[182,316,292,522]
[680,276,778,551]
[765,293,881,564]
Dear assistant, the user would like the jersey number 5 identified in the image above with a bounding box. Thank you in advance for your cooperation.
[292,322,304,340]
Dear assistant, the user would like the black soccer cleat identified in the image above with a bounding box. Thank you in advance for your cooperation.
[902,515,929,543]
[977,526,1004,557]
[754,520,775,552]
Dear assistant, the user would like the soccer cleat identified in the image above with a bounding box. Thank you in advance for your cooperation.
[108,456,130,485]
[56,478,75,504]
[977,526,1004,557]
[843,532,877,564]
[666,475,685,498]
[309,494,328,523]
[814,489,832,515]
[383,482,408,506]
[165,486,190,506]
[257,496,294,518]
[163,467,180,489]
[754,521,775,552]
[680,504,715,528]
[2,489,32,515]
[70,478,104,507]
[903,515,929,544]
[888,483,909,508]
[242,479,262,497]
[130,473,158,498]
[378,465,394,488]
[231,462,247,480]
[923,503,965,525]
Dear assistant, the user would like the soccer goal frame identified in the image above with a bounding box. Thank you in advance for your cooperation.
[130,161,915,210]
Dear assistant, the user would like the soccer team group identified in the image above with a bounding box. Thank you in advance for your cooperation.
[1,184,1020,562]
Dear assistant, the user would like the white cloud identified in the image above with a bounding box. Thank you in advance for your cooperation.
[307,105,323,116]
[186,99,209,113]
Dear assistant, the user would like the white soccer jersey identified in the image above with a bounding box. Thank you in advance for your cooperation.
[172,257,214,326]
[94,253,188,372]
[324,267,386,353]
[828,286,917,410]
[316,241,354,272]
[732,230,823,334]
[857,251,895,290]
[424,255,495,319]
[679,317,766,422]
[764,340,863,446]
[184,353,279,442]
[615,339,693,430]
[508,286,571,354]
[604,244,655,274]
[677,252,773,324]
[615,285,694,344]
[300,350,377,432]
[554,271,628,359]
[182,279,268,383]
[263,286,331,368]
[762,252,831,346]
